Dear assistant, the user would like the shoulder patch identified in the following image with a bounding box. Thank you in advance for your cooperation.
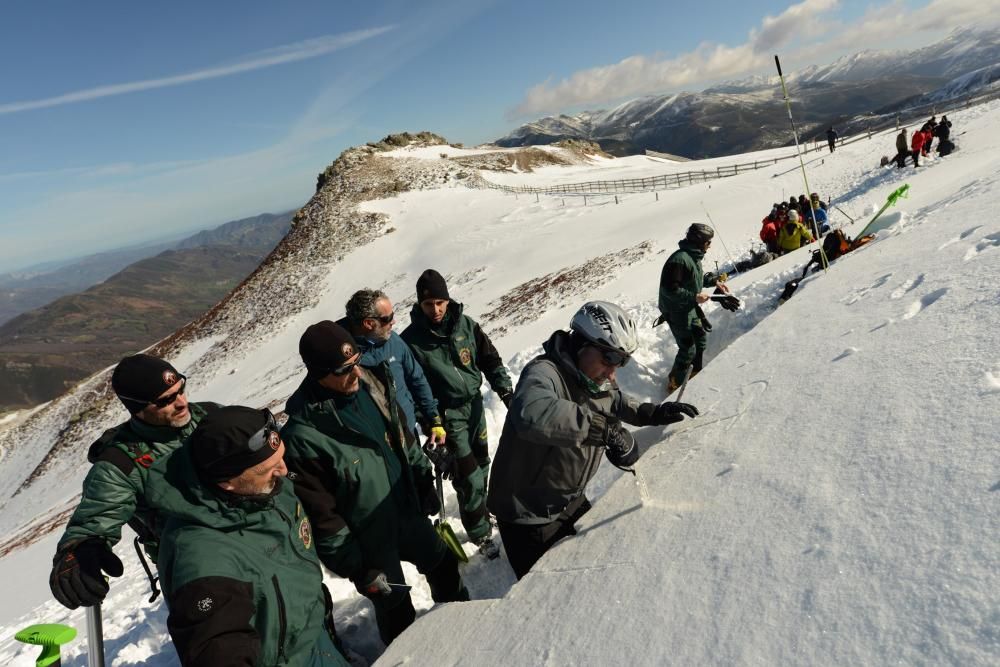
[94,446,136,477]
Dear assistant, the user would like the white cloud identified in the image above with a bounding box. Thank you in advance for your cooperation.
[0,26,395,115]
[511,0,1000,117]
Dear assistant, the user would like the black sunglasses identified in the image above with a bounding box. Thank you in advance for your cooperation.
[247,410,280,452]
[594,346,630,368]
[330,359,361,376]
[119,376,187,409]
[369,313,395,325]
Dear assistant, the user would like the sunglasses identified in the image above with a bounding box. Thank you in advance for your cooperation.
[247,410,280,452]
[595,346,630,368]
[330,358,361,376]
[369,313,395,325]
[119,376,187,409]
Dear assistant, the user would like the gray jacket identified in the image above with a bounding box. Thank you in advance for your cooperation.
[486,330,641,525]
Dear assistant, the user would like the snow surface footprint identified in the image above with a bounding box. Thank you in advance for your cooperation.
[843,273,893,305]
[938,225,983,250]
[889,274,924,299]
[901,288,948,320]
[962,232,1000,261]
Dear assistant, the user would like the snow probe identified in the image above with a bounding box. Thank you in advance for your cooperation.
[422,442,469,563]
[14,623,77,667]
[855,183,910,238]
[86,605,105,667]
[774,54,828,271]
[700,202,740,277]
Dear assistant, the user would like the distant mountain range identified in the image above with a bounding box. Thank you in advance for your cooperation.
[0,211,293,411]
[496,27,1000,157]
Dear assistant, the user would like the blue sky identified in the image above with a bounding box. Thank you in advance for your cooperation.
[1,0,992,272]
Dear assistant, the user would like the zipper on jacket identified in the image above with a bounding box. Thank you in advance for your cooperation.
[271,575,288,663]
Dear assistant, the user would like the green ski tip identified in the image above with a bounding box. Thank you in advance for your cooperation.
[15,624,77,647]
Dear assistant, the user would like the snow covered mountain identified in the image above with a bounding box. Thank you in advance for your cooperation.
[498,27,1000,158]
[2,96,999,665]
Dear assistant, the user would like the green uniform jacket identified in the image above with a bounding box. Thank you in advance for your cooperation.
[154,448,344,666]
[57,402,217,556]
[280,365,434,580]
[658,240,717,324]
[487,330,642,524]
[400,302,512,409]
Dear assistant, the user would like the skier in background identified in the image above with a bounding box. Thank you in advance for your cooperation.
[826,126,838,153]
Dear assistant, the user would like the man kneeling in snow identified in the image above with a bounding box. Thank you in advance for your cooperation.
[487,301,699,579]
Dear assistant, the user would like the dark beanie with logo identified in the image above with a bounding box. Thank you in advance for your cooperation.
[191,406,278,482]
[416,269,449,302]
[111,354,184,415]
[298,320,359,378]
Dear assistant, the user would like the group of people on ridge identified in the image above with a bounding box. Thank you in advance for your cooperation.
[50,266,707,664]
[891,115,955,168]
[758,192,829,256]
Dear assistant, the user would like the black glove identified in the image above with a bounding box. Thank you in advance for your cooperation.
[417,474,441,517]
[636,401,700,426]
[499,393,513,409]
[49,538,124,609]
[603,422,640,468]
[717,295,740,312]
[354,569,393,598]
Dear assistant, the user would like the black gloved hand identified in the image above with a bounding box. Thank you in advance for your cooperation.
[49,538,124,609]
[713,294,741,311]
[499,393,513,409]
[603,422,640,468]
[636,401,700,426]
[354,569,393,598]
[417,474,441,517]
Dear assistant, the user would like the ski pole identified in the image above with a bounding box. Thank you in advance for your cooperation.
[700,202,740,276]
[86,605,106,667]
[774,55,829,271]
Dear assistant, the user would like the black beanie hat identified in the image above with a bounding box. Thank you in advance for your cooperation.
[111,354,184,414]
[298,320,359,378]
[191,406,279,482]
[416,269,450,302]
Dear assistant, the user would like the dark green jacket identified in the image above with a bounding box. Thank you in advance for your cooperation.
[57,402,217,556]
[154,449,344,666]
[487,330,642,524]
[280,365,434,580]
[400,302,512,408]
[658,240,717,322]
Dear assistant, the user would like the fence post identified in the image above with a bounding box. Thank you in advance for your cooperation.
[615,195,619,205]
[655,192,659,201]
[536,193,539,203]
[584,195,587,206]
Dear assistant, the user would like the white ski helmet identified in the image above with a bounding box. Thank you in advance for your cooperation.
[569,301,639,356]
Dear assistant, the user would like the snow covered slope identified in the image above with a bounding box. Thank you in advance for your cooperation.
[2,98,998,665]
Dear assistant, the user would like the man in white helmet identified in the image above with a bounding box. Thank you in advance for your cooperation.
[486,301,699,579]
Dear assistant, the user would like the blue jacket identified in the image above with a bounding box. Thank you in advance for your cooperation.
[336,319,439,430]
[803,207,830,235]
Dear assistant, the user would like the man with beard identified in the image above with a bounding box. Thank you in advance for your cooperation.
[338,288,445,447]
[281,321,469,645]
[49,354,218,610]
[156,406,349,665]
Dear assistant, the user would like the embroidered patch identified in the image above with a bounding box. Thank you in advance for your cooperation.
[459,348,472,365]
[341,343,354,357]
[266,429,280,451]
[299,517,313,549]
[197,597,213,613]
[163,370,178,386]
